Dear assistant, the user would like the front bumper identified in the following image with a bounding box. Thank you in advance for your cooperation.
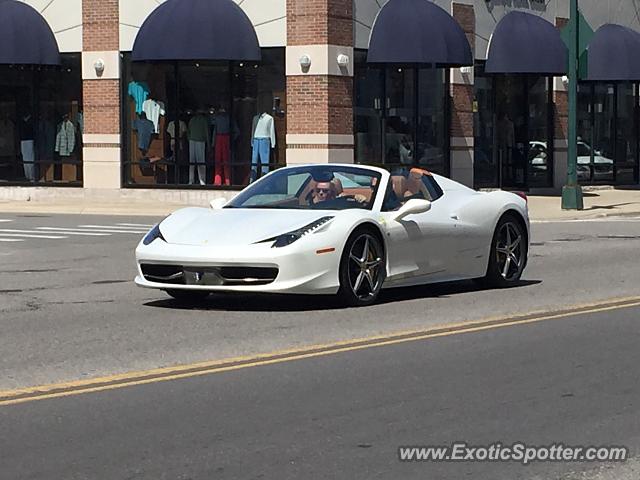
[134,237,341,295]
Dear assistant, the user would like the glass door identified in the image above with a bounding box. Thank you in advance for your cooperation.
[591,83,615,183]
[615,82,636,184]
[384,66,415,173]
[527,76,552,187]
[354,51,384,166]
[495,76,527,189]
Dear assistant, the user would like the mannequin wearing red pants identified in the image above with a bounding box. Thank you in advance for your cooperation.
[213,133,230,185]
[211,110,236,186]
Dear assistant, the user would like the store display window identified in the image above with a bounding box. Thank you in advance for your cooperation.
[0,54,83,186]
[576,82,639,185]
[474,61,554,190]
[121,49,286,189]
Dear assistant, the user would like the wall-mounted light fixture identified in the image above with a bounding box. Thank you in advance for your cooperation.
[94,58,105,76]
[337,53,350,68]
[299,54,311,70]
[459,66,473,75]
[561,75,569,87]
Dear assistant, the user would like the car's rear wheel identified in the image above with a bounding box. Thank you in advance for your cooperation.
[479,214,527,288]
[337,229,385,307]
[165,289,210,303]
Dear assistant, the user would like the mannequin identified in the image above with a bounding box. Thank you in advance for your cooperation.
[250,111,275,181]
[19,112,36,182]
[211,106,238,186]
[187,110,209,185]
[167,117,187,154]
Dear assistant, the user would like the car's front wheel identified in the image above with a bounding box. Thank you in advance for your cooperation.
[337,228,385,307]
[480,214,528,288]
[165,289,210,303]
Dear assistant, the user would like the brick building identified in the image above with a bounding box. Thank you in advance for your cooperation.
[1,0,640,202]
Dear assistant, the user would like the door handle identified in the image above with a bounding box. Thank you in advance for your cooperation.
[450,214,459,220]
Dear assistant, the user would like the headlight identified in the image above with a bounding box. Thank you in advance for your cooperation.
[271,216,334,248]
[142,224,166,245]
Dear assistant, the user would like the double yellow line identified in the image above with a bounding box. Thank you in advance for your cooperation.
[2,295,640,407]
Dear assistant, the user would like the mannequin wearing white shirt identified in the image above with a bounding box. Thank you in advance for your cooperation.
[251,112,275,181]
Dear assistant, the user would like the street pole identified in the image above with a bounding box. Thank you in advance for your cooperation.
[561,0,584,209]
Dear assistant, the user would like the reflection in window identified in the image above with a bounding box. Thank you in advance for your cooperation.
[474,61,553,189]
[0,55,83,186]
[122,49,286,189]
[353,51,448,176]
[576,82,638,185]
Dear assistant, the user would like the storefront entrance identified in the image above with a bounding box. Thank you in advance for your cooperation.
[474,66,554,189]
[577,82,639,185]
[354,52,449,176]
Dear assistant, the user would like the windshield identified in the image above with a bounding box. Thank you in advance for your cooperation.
[227,166,382,210]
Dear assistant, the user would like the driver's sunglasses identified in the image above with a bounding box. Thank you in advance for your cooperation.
[315,188,330,194]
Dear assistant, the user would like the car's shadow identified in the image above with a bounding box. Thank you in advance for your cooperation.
[143,279,542,312]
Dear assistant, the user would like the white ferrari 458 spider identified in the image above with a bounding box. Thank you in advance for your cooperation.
[135,164,529,306]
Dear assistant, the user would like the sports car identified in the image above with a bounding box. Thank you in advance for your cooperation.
[135,164,529,306]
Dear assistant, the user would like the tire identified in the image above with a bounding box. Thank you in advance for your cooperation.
[479,214,528,288]
[337,228,386,307]
[165,289,210,302]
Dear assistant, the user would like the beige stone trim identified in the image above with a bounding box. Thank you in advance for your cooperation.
[83,134,121,145]
[286,134,354,146]
[83,162,121,189]
[82,51,121,80]
[286,147,354,164]
[553,76,568,92]
[83,147,121,163]
[450,137,474,148]
[554,139,569,149]
[286,45,354,77]
[450,149,474,187]
[450,67,474,86]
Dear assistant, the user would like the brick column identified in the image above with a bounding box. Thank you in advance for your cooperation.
[82,0,121,189]
[552,17,569,192]
[285,0,354,164]
[450,3,475,187]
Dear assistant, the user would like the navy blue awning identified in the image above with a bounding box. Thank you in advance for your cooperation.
[586,24,640,81]
[0,0,60,65]
[132,0,261,62]
[485,11,567,75]
[367,0,472,66]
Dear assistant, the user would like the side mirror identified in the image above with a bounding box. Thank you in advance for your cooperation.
[394,198,431,221]
[209,198,227,210]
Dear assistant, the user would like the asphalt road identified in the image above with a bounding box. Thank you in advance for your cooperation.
[2,303,639,479]
[1,213,640,390]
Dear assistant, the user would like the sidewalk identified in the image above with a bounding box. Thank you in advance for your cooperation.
[527,188,640,221]
[1,187,640,221]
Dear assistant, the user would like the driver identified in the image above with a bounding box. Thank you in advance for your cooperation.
[312,181,337,204]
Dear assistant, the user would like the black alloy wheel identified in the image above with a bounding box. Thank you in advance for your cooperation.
[338,229,385,306]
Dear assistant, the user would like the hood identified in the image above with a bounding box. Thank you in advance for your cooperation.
[160,207,334,246]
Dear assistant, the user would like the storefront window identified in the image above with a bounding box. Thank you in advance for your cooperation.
[0,55,83,186]
[354,51,449,176]
[576,82,638,185]
[121,49,286,188]
[474,62,553,189]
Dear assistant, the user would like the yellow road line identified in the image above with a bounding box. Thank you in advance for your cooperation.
[2,295,640,407]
